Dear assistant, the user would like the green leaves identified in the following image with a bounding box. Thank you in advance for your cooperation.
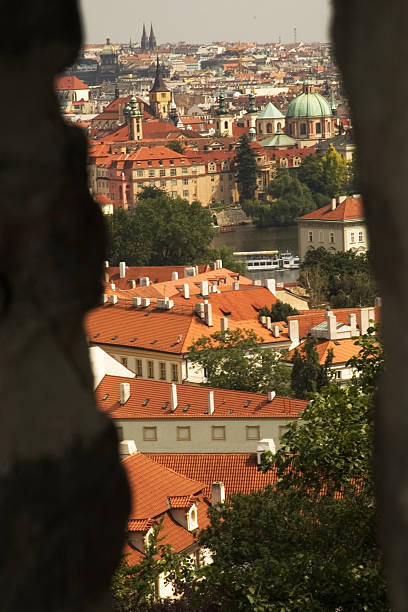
[236,134,258,201]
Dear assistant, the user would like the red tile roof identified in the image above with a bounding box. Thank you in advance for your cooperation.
[146,453,278,498]
[287,307,379,339]
[55,75,89,90]
[96,376,308,419]
[106,265,209,289]
[286,337,363,365]
[299,196,364,221]
[168,495,196,509]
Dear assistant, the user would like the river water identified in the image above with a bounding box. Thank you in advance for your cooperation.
[212,224,300,283]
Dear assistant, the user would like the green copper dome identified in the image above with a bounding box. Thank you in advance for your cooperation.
[286,82,332,118]
[259,129,297,148]
[257,101,284,120]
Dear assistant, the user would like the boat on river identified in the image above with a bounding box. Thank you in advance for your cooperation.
[233,250,300,271]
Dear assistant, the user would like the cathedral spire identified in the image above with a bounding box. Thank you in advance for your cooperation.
[141,24,148,51]
[149,23,157,50]
[150,56,169,92]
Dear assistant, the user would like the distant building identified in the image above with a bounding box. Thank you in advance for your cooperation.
[286,80,334,147]
[149,58,172,119]
[256,101,285,137]
[99,37,119,83]
[297,194,367,261]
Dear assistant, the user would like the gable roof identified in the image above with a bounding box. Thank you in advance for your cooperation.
[55,76,89,91]
[287,306,379,339]
[299,196,364,222]
[286,337,363,366]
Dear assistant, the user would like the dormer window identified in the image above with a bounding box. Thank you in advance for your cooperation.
[187,503,198,531]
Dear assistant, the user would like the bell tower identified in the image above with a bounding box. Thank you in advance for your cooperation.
[128,94,143,141]
[149,57,171,119]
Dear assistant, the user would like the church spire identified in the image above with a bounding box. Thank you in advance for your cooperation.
[150,56,169,92]
[141,24,148,51]
[149,23,157,50]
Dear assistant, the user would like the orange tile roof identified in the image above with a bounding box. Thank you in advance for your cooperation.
[146,453,278,498]
[286,337,363,365]
[128,518,153,533]
[106,265,209,289]
[123,452,205,519]
[96,375,308,419]
[55,75,89,90]
[168,495,196,509]
[288,307,380,339]
[299,196,364,221]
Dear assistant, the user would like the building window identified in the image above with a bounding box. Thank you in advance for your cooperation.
[137,170,144,177]
[136,359,143,377]
[143,427,157,441]
[350,232,355,243]
[319,231,324,242]
[359,231,363,242]
[120,356,128,367]
[224,120,228,130]
[148,361,154,378]
[300,123,307,135]
[160,169,166,176]
[148,169,154,177]
[149,180,155,186]
[160,180,166,187]
[159,362,166,380]
[116,426,124,441]
[172,191,177,197]
[182,167,187,174]
[330,232,335,243]
[308,231,313,242]
[246,426,260,440]
[183,190,189,197]
[335,370,342,379]
[177,426,191,441]
[170,168,176,176]
[171,179,177,186]
[183,178,188,185]
[171,364,179,382]
[266,122,272,133]
[212,426,226,441]
[316,122,321,134]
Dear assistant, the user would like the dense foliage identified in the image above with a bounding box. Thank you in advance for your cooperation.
[290,335,333,399]
[258,299,298,322]
[106,191,214,266]
[235,134,258,201]
[300,247,377,308]
[188,328,292,396]
[296,144,356,200]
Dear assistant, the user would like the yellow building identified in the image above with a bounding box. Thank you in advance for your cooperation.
[149,58,172,119]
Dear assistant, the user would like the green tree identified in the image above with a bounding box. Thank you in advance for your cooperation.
[106,194,214,266]
[290,335,333,399]
[296,151,326,195]
[138,185,168,200]
[319,144,348,198]
[167,140,184,154]
[296,146,349,200]
[258,299,298,322]
[188,328,292,396]
[235,134,258,201]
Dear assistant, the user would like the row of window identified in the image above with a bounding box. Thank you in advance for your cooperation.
[119,356,179,382]
[308,230,364,244]
[349,231,364,243]
[134,167,196,177]
[132,425,288,442]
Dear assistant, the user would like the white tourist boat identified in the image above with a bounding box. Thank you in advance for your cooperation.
[233,250,300,270]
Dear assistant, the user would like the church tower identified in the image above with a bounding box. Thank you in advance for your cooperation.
[128,94,143,141]
[149,57,171,119]
[214,92,234,137]
[149,24,157,50]
[141,24,148,51]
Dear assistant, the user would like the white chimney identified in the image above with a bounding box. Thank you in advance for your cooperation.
[182,283,190,299]
[327,311,337,340]
[360,307,370,335]
[288,319,299,344]
[103,293,108,304]
[157,298,169,309]
[267,390,276,401]
[110,283,116,290]
[140,276,150,287]
[331,197,337,210]
[141,297,151,307]
[254,279,262,286]
[204,302,213,327]
[120,382,130,405]
[260,316,267,326]
[216,259,223,269]
[119,261,126,279]
[211,481,225,504]
[208,390,215,414]
[104,260,109,268]
[264,278,277,296]
[200,280,209,297]
[171,271,179,280]
[109,294,118,305]
[266,316,272,330]
[129,279,136,288]
[119,439,137,458]
[256,438,276,465]
[220,317,229,331]
[184,266,196,277]
[233,281,239,291]
[170,383,178,411]
[337,195,347,204]
[132,296,142,307]
[348,313,358,336]
[272,324,280,338]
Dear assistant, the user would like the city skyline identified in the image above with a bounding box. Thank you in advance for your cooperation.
[80,0,332,45]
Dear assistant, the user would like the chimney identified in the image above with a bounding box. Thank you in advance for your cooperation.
[104,260,109,268]
[337,195,347,204]
[109,294,118,305]
[254,279,262,286]
[133,296,142,307]
[220,317,229,331]
[272,324,280,338]
[200,280,209,297]
[170,383,178,412]
[348,313,358,336]
[120,382,131,405]
[110,283,116,290]
[267,390,276,402]
[103,293,108,304]
[119,439,137,458]
[216,259,223,269]
[266,316,272,330]
[104,271,109,282]
[360,307,370,335]
[204,302,213,327]
[374,297,382,308]
[288,319,299,344]
[182,283,190,299]
[326,311,337,340]
[141,297,151,307]
[260,316,267,326]
[119,261,126,279]
[331,197,337,210]
[208,390,215,415]
[233,281,239,291]
[129,279,136,288]
[171,271,179,280]
[211,481,225,504]
[140,276,150,287]
[264,278,277,296]
[256,438,276,465]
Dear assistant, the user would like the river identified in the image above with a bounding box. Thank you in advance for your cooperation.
[212,224,300,283]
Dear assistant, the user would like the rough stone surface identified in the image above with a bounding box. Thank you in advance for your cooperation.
[332,2,408,608]
[0,1,130,609]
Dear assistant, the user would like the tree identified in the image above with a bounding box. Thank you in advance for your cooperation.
[167,140,184,154]
[106,194,214,266]
[138,185,168,200]
[290,335,333,399]
[235,134,258,201]
[188,328,292,396]
[319,144,348,199]
[258,299,298,322]
[207,245,247,276]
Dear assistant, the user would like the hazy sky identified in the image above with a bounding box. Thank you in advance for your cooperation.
[79,0,332,45]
